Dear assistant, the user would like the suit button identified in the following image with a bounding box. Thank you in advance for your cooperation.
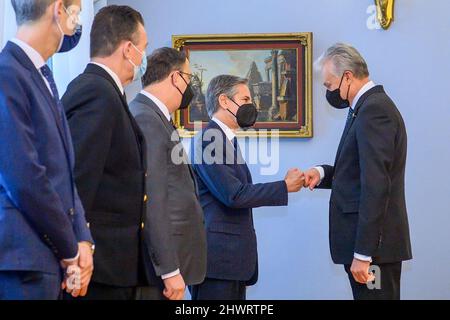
[145,172,148,177]
[144,195,148,202]
[69,208,75,216]
[141,222,145,229]
[87,222,90,229]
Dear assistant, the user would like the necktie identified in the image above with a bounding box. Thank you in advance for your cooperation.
[170,118,177,130]
[343,107,355,133]
[40,64,60,101]
[232,137,244,163]
[40,64,64,124]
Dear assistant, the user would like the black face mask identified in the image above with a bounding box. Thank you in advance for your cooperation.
[174,73,195,110]
[227,98,258,129]
[326,73,351,109]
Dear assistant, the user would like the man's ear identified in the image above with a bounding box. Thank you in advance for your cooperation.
[122,41,133,60]
[218,94,229,110]
[345,71,354,84]
[51,0,64,20]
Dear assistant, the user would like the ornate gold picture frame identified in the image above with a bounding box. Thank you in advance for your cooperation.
[172,33,313,138]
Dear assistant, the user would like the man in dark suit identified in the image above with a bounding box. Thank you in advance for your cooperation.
[304,43,412,300]
[0,0,93,300]
[190,75,305,300]
[62,5,151,300]
[129,47,207,300]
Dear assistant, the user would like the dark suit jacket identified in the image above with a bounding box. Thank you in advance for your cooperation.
[191,120,288,285]
[62,64,148,287]
[317,85,412,265]
[0,42,92,274]
[129,93,207,286]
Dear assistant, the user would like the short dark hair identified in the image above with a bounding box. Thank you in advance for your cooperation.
[206,75,248,117]
[142,47,187,87]
[90,5,144,58]
[11,0,74,26]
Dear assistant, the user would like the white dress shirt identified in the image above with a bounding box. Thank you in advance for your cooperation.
[89,62,124,95]
[138,90,181,280]
[315,81,376,262]
[140,90,171,121]
[212,116,236,142]
[10,38,53,96]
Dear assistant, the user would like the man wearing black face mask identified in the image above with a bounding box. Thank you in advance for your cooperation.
[304,43,411,300]
[189,75,305,300]
[129,47,207,300]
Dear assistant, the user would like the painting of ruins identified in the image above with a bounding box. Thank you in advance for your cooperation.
[172,33,313,138]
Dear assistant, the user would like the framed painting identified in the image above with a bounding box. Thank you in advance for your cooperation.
[172,33,313,138]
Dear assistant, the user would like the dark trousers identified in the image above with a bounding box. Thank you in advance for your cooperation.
[344,262,402,300]
[190,278,246,300]
[0,271,62,300]
[65,281,166,300]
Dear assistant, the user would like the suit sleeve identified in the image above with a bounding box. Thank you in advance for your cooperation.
[62,82,117,213]
[134,111,179,276]
[73,185,94,243]
[316,165,334,189]
[0,69,78,260]
[192,141,288,209]
[60,109,93,244]
[354,103,396,256]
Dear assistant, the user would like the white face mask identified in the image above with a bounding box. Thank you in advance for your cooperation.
[128,43,147,82]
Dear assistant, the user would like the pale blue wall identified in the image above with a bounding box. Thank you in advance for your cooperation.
[108,0,450,299]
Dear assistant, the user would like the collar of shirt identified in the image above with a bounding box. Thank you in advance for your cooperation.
[140,90,171,122]
[10,38,46,70]
[89,62,124,95]
[212,116,236,142]
[350,80,375,110]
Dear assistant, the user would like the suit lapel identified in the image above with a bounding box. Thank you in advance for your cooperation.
[208,120,252,183]
[86,64,145,167]
[6,42,76,206]
[334,85,384,166]
[8,42,73,168]
[136,94,200,193]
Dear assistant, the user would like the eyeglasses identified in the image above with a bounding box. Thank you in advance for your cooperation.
[63,5,82,31]
[178,71,195,82]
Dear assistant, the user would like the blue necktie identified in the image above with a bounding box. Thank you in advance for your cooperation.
[344,107,355,132]
[39,63,72,150]
[40,65,64,131]
[40,64,60,101]
[347,107,355,123]
[40,65,64,121]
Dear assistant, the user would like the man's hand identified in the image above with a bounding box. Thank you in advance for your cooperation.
[60,256,81,297]
[284,168,305,193]
[163,274,186,300]
[350,258,375,284]
[61,242,94,298]
[303,168,321,190]
[77,242,94,297]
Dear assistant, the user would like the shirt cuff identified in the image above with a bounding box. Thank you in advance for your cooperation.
[354,253,372,262]
[314,166,325,184]
[161,269,181,280]
[62,250,80,263]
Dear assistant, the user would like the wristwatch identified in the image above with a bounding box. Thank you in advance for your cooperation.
[81,241,95,255]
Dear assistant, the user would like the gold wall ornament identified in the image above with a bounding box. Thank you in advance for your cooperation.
[375,0,395,30]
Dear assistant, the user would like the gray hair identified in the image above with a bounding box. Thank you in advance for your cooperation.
[206,75,248,118]
[315,43,369,79]
[11,0,73,26]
